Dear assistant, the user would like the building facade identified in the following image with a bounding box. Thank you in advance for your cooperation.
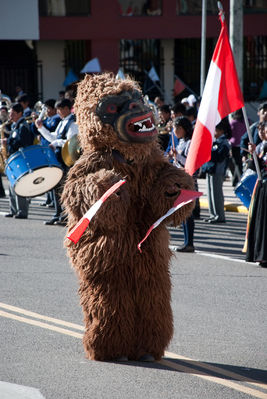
[0,0,266,105]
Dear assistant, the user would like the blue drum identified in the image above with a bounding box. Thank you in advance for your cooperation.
[5,145,63,197]
[234,171,257,209]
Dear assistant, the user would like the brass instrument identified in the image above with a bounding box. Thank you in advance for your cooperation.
[0,120,11,173]
[0,90,11,109]
[61,134,81,167]
[25,102,47,124]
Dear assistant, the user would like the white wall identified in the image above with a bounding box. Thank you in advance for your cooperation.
[161,39,175,106]
[0,0,39,40]
[36,41,65,101]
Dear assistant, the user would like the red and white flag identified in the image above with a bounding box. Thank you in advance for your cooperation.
[174,76,186,97]
[138,189,202,252]
[67,180,126,244]
[185,15,244,176]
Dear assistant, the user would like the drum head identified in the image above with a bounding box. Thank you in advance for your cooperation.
[14,166,63,197]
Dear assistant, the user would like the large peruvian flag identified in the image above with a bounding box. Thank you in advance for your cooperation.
[185,15,244,176]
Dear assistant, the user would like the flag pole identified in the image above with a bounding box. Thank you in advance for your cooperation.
[144,70,164,97]
[200,0,207,96]
[218,2,262,181]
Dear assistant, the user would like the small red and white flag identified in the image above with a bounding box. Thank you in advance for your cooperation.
[185,15,244,176]
[173,76,186,97]
[67,179,126,244]
[138,189,202,252]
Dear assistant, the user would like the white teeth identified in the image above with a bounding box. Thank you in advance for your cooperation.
[134,118,155,133]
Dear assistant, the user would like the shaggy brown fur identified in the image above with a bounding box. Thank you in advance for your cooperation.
[62,73,194,361]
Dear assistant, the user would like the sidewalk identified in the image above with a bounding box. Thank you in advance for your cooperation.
[197,177,248,214]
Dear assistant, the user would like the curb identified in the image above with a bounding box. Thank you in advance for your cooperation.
[199,199,248,214]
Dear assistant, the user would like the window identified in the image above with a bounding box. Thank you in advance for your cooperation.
[118,0,162,16]
[39,0,91,16]
[176,0,217,15]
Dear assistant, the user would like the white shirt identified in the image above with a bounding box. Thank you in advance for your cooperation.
[38,113,79,147]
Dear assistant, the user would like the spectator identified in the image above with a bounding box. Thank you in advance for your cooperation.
[202,118,231,224]
[157,104,171,152]
[171,116,196,252]
[246,121,267,268]
[165,102,187,161]
[154,96,165,109]
[186,106,197,127]
[228,109,247,186]
[240,102,267,162]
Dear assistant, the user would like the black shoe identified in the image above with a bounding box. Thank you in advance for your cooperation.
[0,193,6,198]
[203,216,215,222]
[175,245,195,253]
[114,356,129,362]
[54,216,67,226]
[138,354,155,362]
[44,216,59,225]
[40,201,53,207]
[5,213,14,218]
[15,212,27,219]
[208,216,225,224]
[259,262,267,268]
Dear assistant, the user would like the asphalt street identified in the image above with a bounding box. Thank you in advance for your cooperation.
[0,177,266,399]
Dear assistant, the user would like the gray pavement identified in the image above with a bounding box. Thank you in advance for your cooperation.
[0,174,267,399]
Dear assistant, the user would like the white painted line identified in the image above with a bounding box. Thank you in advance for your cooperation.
[170,246,256,265]
[0,381,46,399]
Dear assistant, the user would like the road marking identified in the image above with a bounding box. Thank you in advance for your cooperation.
[171,247,256,265]
[0,302,84,331]
[0,381,46,399]
[0,310,83,339]
[1,303,266,398]
[160,359,267,399]
[164,351,267,391]
[196,251,251,263]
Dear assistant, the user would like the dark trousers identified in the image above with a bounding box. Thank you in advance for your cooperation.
[229,146,243,186]
[182,214,195,246]
[52,170,67,218]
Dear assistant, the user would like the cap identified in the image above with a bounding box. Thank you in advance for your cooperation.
[258,102,267,111]
[187,94,197,107]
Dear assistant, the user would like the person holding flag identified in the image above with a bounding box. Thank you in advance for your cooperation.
[185,7,244,177]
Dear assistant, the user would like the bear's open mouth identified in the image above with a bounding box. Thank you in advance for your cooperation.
[127,113,157,137]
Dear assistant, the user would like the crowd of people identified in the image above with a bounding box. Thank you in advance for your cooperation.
[152,95,267,267]
[0,85,78,224]
[0,84,266,267]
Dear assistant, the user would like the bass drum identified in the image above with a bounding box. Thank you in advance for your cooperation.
[5,145,63,197]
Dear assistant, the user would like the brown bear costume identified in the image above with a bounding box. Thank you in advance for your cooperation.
[62,73,194,362]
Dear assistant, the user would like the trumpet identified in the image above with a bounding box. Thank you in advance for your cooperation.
[25,102,47,124]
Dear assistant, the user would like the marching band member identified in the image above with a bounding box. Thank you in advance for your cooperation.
[31,98,61,207]
[4,103,34,219]
[17,94,32,117]
[35,98,78,225]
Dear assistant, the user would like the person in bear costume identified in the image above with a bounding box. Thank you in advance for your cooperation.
[62,73,194,362]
